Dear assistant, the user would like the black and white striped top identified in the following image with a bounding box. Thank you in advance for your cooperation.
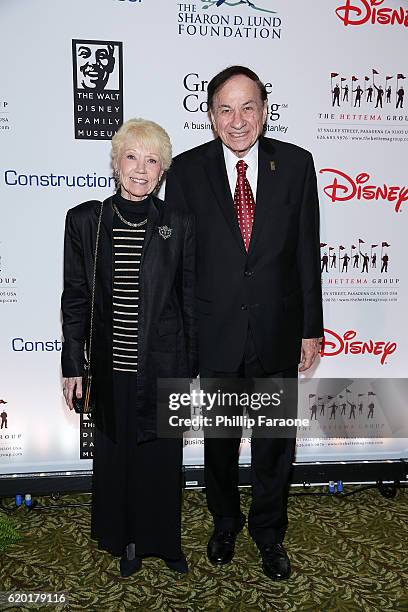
[112,193,150,373]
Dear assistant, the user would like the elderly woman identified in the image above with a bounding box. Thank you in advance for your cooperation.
[61,118,196,576]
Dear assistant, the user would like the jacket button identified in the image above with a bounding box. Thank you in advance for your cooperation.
[241,304,248,311]
[244,270,253,277]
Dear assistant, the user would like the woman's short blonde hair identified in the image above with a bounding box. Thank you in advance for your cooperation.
[111,118,172,171]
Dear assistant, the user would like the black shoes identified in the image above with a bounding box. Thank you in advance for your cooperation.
[207,530,239,565]
[119,555,142,578]
[120,553,189,576]
[165,553,189,574]
[119,538,290,579]
[260,543,291,580]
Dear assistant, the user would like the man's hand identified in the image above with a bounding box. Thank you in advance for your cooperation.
[298,338,323,372]
[63,377,83,410]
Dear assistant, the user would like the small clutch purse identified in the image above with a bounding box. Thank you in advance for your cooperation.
[72,366,95,419]
[71,203,103,422]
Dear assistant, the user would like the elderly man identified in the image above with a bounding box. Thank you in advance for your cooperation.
[166,65,323,580]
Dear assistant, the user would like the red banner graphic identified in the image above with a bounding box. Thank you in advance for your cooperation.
[336,0,408,28]
[319,168,408,213]
[321,328,397,365]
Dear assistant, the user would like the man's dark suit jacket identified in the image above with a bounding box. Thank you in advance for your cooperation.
[165,136,323,373]
[61,195,196,442]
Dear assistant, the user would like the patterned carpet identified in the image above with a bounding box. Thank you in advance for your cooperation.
[0,486,407,612]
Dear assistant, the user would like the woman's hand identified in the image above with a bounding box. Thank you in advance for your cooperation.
[63,377,83,410]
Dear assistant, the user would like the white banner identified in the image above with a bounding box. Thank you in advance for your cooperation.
[0,0,407,475]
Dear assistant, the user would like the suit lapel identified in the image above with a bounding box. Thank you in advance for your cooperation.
[248,137,279,256]
[140,196,160,269]
[203,139,246,254]
[98,197,114,298]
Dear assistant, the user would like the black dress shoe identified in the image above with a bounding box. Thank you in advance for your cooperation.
[260,543,291,580]
[207,530,239,565]
[119,555,142,578]
[165,553,189,574]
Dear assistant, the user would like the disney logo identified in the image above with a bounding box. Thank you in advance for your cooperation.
[336,0,408,27]
[319,168,408,213]
[321,328,397,365]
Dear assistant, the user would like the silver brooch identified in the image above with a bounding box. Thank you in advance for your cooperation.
[158,225,172,239]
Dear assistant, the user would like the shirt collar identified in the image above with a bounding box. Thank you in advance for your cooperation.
[222,140,259,175]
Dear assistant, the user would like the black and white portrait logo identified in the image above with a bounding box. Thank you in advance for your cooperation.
[72,39,123,140]
[80,413,94,459]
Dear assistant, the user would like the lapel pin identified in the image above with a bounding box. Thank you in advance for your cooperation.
[270,161,276,172]
[158,225,172,239]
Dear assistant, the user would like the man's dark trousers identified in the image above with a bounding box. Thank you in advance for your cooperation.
[202,328,297,546]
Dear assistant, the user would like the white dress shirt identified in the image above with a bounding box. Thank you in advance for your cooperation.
[222,141,259,201]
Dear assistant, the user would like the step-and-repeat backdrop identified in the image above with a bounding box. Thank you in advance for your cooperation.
[0,0,407,475]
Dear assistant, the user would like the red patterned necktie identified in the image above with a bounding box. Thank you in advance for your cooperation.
[234,159,255,251]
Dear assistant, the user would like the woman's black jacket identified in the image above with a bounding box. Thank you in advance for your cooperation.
[61,195,196,443]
